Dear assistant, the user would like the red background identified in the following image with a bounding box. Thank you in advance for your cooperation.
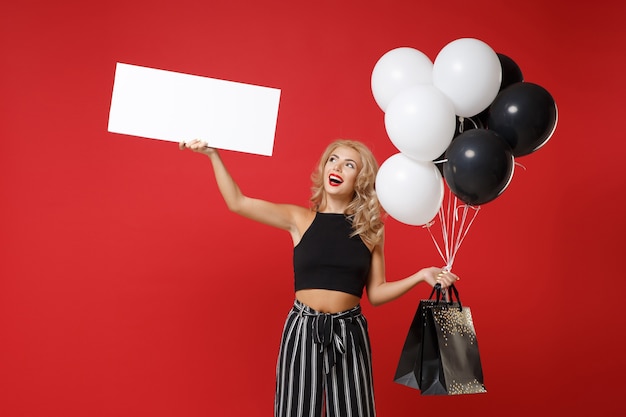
[1,0,625,415]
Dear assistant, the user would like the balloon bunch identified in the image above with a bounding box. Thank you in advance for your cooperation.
[372,38,557,270]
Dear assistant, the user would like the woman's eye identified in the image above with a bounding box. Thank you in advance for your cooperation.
[346,162,355,169]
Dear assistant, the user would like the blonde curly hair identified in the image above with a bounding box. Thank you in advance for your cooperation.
[309,139,384,247]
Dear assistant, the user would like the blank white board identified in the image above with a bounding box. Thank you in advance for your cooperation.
[108,63,281,156]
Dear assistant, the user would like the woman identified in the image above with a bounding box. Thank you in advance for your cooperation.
[180,139,458,417]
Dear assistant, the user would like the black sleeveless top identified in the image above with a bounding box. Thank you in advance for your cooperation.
[293,212,372,298]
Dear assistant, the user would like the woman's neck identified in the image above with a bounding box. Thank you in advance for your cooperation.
[319,201,350,214]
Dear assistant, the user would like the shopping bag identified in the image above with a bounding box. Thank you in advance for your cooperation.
[393,285,443,390]
[394,284,487,395]
[393,299,428,389]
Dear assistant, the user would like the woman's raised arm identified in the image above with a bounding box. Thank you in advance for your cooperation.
[180,140,311,239]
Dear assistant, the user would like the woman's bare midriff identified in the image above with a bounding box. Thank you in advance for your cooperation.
[295,289,361,313]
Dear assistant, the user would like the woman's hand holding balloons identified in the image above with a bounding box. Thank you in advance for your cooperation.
[419,267,459,289]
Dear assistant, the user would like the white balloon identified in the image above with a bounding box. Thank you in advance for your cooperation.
[433,38,502,117]
[384,84,456,161]
[371,47,433,112]
[375,153,444,226]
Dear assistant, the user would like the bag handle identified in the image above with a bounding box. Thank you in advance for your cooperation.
[429,283,463,311]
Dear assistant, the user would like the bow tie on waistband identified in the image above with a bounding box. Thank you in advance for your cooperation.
[310,313,347,375]
[295,301,362,375]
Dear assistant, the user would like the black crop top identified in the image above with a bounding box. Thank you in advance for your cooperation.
[293,212,372,298]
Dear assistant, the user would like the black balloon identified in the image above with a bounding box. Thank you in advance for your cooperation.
[443,129,514,206]
[476,53,524,127]
[434,115,483,174]
[497,53,524,90]
[487,82,557,157]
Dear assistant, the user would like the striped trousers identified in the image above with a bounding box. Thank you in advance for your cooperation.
[274,300,376,417]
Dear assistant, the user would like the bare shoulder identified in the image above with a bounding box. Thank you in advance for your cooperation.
[363,225,385,252]
[288,206,316,246]
[259,202,314,232]
[291,205,316,231]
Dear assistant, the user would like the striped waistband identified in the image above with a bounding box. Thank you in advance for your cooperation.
[292,299,362,319]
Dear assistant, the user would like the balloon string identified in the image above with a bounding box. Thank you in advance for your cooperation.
[466,116,479,129]
[426,228,445,267]
[448,203,480,269]
[425,190,480,272]
[426,189,453,270]
[515,161,527,171]
[448,190,462,270]
[442,188,454,267]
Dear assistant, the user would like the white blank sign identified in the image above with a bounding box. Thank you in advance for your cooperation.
[108,62,281,156]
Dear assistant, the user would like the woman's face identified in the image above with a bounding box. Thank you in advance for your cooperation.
[323,145,362,199]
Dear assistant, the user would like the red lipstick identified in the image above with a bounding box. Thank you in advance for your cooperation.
[329,173,344,186]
